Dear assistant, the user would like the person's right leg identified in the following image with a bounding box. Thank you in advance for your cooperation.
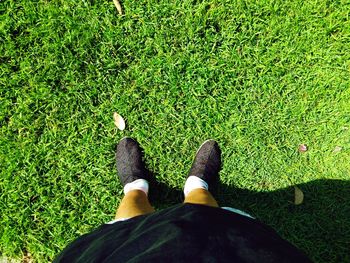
[183,140,221,208]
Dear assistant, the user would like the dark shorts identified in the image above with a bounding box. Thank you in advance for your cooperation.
[54,204,312,263]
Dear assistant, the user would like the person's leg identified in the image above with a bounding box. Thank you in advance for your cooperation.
[183,140,221,208]
[184,188,218,207]
[115,190,155,219]
[115,138,154,220]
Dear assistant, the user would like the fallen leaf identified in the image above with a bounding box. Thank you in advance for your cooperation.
[113,0,123,15]
[333,146,342,153]
[113,112,125,130]
[294,186,304,205]
[298,144,307,153]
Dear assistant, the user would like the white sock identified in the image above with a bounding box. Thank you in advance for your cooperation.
[124,179,149,195]
[184,176,208,196]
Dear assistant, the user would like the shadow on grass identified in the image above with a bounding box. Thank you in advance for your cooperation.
[148,172,183,209]
[148,178,350,263]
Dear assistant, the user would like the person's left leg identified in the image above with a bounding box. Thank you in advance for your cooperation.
[115,137,154,220]
[184,188,218,207]
[115,190,155,219]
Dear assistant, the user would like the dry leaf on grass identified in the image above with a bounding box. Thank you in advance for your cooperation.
[113,0,123,15]
[294,186,304,205]
[333,146,342,153]
[113,112,125,130]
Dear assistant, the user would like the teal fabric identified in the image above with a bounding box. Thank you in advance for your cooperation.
[221,207,254,219]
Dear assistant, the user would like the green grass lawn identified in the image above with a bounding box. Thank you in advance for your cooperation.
[1,0,350,262]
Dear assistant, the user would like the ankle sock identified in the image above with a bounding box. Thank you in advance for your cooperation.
[184,176,208,196]
[124,179,149,195]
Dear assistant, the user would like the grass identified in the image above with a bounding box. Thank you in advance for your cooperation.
[1,0,349,262]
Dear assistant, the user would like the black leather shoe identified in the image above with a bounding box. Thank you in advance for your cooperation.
[188,140,221,191]
[115,137,149,186]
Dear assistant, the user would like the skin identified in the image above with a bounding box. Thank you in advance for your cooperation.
[115,188,218,219]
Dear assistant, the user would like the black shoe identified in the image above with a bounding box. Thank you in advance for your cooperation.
[188,140,221,191]
[115,137,149,186]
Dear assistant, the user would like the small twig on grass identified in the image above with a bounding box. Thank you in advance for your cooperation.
[113,0,123,15]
